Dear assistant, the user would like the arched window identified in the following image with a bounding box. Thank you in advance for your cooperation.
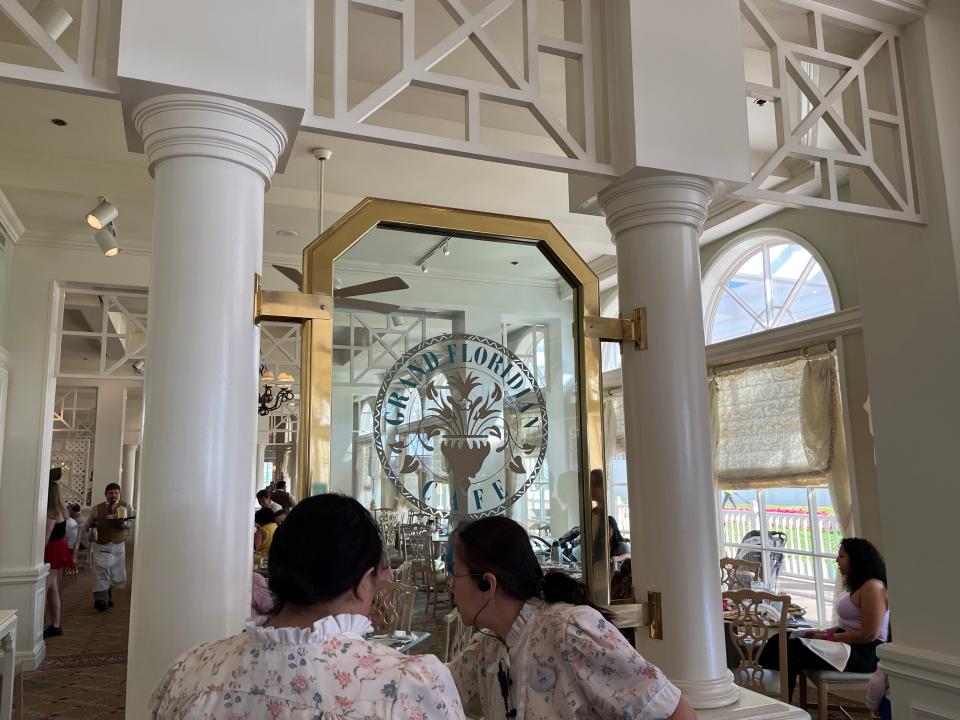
[702,231,838,344]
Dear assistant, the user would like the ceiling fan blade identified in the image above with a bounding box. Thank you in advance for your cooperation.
[334,276,409,299]
[337,298,400,315]
[272,265,304,291]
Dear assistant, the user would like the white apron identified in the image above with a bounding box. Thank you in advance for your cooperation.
[92,541,127,592]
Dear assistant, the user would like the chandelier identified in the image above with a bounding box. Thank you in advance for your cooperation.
[258,363,295,416]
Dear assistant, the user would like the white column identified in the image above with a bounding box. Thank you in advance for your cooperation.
[125,94,286,716]
[255,442,267,488]
[92,384,127,493]
[121,444,138,506]
[598,174,739,710]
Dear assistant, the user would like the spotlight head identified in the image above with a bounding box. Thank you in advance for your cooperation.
[86,197,118,230]
[442,242,450,256]
[419,262,429,274]
[132,360,145,375]
[95,223,120,257]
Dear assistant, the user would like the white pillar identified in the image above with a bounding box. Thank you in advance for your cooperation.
[255,442,267,488]
[121,444,138,506]
[92,384,127,494]
[598,174,739,710]
[125,94,286,716]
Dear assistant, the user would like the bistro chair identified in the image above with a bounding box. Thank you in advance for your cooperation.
[723,588,791,703]
[394,560,413,585]
[720,557,762,592]
[370,579,417,633]
[400,524,446,616]
[799,669,874,719]
[442,608,474,662]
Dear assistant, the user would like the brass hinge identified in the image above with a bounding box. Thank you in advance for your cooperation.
[603,590,663,639]
[583,307,647,350]
[254,273,333,324]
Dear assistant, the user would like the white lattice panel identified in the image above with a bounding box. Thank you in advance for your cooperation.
[304,0,613,177]
[0,0,116,95]
[50,438,91,506]
[735,0,921,223]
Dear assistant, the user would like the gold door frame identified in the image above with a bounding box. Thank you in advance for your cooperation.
[296,197,609,603]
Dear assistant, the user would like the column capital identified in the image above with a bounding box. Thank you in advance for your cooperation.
[132,94,287,187]
[598,174,715,237]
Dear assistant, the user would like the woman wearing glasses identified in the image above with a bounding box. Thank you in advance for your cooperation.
[446,516,695,720]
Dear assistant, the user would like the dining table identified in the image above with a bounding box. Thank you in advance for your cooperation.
[368,630,431,654]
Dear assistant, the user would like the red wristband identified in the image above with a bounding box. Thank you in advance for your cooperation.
[825,630,834,641]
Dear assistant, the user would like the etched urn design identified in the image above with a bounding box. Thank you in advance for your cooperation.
[375,334,547,518]
[440,435,492,480]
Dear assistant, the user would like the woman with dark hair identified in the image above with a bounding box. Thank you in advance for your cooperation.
[446,516,695,720]
[150,494,464,718]
[766,537,890,702]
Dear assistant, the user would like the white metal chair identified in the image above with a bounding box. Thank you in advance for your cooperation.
[720,557,762,592]
[442,608,474,662]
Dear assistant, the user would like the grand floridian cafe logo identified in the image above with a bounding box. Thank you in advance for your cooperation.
[374,333,548,518]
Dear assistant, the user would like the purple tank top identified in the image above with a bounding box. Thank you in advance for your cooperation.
[837,591,889,641]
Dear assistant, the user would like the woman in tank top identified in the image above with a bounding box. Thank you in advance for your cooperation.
[43,470,75,637]
[769,537,890,703]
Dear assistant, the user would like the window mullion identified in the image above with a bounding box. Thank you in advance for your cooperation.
[762,245,774,329]
[758,489,772,586]
[808,487,828,623]
[773,257,817,327]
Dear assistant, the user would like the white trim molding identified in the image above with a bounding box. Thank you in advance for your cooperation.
[706,307,863,367]
[0,564,50,670]
[880,643,960,693]
[0,189,25,246]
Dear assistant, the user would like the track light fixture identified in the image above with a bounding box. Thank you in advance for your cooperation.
[414,236,452,272]
[95,223,120,257]
[86,197,118,230]
[31,0,73,41]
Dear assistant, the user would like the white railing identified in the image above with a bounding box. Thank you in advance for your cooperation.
[720,507,840,585]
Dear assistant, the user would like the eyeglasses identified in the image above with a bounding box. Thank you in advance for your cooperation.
[447,571,481,589]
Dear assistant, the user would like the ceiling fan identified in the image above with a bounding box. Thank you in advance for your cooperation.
[271,265,408,315]
[272,147,410,315]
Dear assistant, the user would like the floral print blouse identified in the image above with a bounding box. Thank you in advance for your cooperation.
[149,613,465,719]
[447,599,681,720]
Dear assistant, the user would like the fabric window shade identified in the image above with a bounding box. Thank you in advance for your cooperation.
[711,352,838,490]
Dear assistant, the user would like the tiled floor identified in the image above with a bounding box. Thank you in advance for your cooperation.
[20,546,133,719]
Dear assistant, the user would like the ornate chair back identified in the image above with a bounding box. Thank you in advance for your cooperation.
[370,579,417,633]
[723,589,791,702]
[394,560,413,585]
[720,557,762,592]
[442,608,475,662]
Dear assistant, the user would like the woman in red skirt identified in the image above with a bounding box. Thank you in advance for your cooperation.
[43,469,74,637]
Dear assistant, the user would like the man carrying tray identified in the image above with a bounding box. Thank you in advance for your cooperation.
[76,482,133,611]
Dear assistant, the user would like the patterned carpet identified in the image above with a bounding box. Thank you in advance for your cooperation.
[19,546,133,719]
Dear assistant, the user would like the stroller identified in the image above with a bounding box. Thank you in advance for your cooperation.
[735,530,787,590]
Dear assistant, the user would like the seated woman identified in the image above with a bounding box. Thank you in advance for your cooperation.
[150,494,464,718]
[764,537,890,702]
[252,507,277,566]
[446,516,695,720]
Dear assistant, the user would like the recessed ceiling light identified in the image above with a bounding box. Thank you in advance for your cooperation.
[510,261,520,266]
[51,118,68,127]
[276,229,299,237]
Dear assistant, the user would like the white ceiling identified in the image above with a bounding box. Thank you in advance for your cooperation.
[0,81,615,271]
